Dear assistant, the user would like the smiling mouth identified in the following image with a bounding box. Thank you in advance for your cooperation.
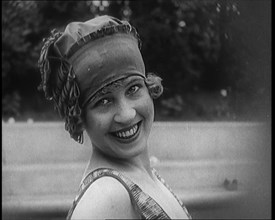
[111,121,142,140]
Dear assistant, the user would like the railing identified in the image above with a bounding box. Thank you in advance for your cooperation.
[2,121,271,219]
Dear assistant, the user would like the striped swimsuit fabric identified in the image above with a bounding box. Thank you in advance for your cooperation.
[66,168,192,219]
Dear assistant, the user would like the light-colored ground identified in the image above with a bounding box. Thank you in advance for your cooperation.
[2,121,271,219]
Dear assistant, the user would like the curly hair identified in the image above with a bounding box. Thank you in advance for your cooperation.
[145,72,163,99]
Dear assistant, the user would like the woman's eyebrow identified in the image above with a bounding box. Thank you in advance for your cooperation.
[90,80,124,102]
[88,77,144,104]
[92,89,111,102]
[125,77,144,86]
[88,88,111,105]
[100,76,144,93]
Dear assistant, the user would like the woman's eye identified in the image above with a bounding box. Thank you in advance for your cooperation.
[96,98,110,107]
[127,85,141,95]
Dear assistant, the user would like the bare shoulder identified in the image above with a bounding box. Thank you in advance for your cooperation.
[71,176,139,219]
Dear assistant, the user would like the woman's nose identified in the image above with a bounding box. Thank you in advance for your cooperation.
[114,100,136,124]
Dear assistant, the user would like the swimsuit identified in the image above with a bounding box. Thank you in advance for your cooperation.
[67,168,192,219]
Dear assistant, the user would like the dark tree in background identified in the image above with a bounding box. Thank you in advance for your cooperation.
[2,1,93,119]
[2,0,271,121]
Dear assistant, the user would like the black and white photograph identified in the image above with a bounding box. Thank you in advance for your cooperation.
[2,0,271,219]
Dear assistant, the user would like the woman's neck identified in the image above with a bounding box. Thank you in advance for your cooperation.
[83,146,154,180]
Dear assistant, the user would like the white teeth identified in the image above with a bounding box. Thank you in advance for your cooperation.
[115,124,139,139]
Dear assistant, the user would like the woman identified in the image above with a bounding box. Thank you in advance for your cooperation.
[38,15,191,219]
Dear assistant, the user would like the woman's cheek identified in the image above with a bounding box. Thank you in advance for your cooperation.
[89,113,109,129]
[137,94,154,121]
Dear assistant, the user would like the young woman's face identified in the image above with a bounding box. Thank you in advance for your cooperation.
[83,75,154,159]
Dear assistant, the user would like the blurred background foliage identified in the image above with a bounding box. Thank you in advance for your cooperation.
[2,0,271,121]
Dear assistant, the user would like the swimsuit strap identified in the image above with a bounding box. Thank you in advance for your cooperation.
[66,168,171,219]
[152,168,192,219]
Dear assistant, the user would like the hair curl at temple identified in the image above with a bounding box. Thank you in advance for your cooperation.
[145,72,163,99]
